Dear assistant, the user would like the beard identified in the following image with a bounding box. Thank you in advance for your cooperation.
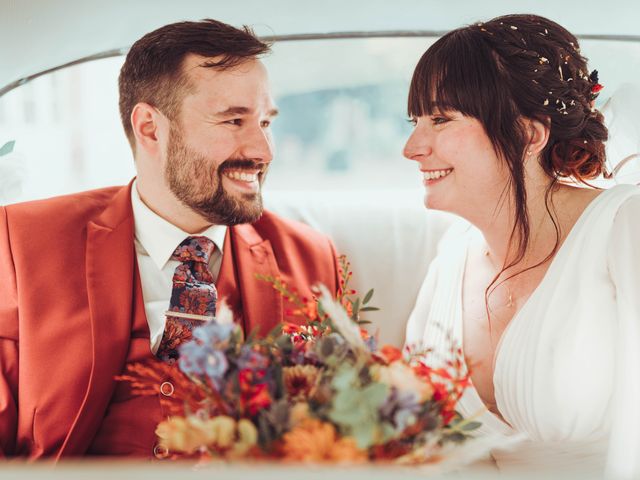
[164,125,267,226]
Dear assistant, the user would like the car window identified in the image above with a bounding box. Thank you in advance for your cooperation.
[0,36,638,204]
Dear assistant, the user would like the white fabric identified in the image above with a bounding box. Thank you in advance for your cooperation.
[130,182,227,353]
[405,184,640,476]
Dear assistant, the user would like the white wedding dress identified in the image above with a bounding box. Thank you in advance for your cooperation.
[406,184,640,477]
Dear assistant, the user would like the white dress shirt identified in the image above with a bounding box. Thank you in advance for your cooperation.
[130,181,227,353]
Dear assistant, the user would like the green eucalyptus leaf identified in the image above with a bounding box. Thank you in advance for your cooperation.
[359,307,380,312]
[362,289,374,305]
[350,421,378,449]
[360,381,389,408]
[380,421,397,443]
[0,141,15,157]
[350,298,361,320]
[330,395,368,424]
[461,420,482,431]
[332,365,358,391]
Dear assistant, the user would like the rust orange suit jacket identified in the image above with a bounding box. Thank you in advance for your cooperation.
[0,182,339,458]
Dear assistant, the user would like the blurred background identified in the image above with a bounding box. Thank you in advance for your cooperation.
[0,0,639,204]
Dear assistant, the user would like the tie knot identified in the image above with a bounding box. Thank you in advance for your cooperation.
[172,236,216,264]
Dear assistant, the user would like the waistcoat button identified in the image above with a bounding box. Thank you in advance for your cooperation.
[160,381,174,396]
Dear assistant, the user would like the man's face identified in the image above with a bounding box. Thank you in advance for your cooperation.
[164,56,278,226]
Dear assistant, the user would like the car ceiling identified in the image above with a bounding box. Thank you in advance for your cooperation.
[1,0,638,96]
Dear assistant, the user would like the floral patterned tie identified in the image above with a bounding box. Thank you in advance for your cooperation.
[156,236,217,362]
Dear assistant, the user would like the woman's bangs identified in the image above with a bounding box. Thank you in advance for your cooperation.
[408,30,495,119]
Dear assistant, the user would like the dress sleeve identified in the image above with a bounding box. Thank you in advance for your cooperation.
[404,219,470,349]
[605,194,640,479]
[404,255,440,348]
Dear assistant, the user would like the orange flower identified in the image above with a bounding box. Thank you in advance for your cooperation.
[283,365,321,401]
[341,299,354,318]
[281,418,367,463]
[379,345,402,364]
[283,322,304,335]
[303,301,318,321]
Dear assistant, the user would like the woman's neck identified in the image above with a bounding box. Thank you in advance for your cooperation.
[477,182,563,270]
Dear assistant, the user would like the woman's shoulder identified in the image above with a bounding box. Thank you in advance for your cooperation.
[569,184,640,231]
[596,184,640,212]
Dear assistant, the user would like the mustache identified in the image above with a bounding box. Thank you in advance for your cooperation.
[218,159,268,173]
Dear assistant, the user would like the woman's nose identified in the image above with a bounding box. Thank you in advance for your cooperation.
[403,125,431,161]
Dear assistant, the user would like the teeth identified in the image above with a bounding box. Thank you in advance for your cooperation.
[225,171,258,182]
[423,169,453,181]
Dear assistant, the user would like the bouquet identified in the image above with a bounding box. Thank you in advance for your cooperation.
[121,257,478,464]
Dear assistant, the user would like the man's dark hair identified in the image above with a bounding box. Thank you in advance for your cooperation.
[118,19,270,150]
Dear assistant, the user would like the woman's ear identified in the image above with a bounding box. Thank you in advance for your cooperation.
[523,117,550,157]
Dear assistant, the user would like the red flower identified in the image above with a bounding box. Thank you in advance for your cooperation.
[591,83,604,93]
[238,369,272,416]
[245,383,271,416]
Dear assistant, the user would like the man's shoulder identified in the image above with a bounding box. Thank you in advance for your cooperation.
[2,185,127,229]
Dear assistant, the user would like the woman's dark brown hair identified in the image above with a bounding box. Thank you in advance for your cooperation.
[408,14,608,310]
[118,19,270,150]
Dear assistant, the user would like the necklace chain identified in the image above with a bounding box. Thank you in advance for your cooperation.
[484,250,514,308]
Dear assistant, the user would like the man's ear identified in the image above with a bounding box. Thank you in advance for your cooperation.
[131,103,167,155]
[523,117,550,157]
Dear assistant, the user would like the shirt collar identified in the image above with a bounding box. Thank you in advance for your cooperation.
[131,180,227,270]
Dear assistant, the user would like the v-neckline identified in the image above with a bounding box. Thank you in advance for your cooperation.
[456,188,608,429]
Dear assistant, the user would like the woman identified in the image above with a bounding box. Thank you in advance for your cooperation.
[403,14,640,477]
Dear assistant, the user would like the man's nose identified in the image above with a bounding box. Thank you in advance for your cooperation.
[239,124,274,164]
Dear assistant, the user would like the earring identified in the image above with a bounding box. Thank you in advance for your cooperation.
[527,150,532,155]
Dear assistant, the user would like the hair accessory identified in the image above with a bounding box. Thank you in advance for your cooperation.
[588,69,604,102]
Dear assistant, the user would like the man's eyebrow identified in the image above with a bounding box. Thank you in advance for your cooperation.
[215,106,251,116]
[214,106,280,117]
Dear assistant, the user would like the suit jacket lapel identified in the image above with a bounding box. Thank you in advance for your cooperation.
[57,182,136,457]
[228,224,282,337]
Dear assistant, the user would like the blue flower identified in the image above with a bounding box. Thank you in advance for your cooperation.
[178,339,229,389]
[203,350,229,389]
[193,321,234,346]
[379,387,422,434]
[237,345,269,370]
[365,335,377,352]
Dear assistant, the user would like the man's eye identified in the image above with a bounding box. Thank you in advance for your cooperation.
[226,119,243,126]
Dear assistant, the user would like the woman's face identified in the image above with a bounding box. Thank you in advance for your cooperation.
[403,110,511,222]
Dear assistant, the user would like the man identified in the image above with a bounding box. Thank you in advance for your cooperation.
[0,19,338,458]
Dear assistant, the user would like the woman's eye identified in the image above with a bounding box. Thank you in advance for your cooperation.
[407,117,417,126]
[260,120,271,128]
[431,116,448,125]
